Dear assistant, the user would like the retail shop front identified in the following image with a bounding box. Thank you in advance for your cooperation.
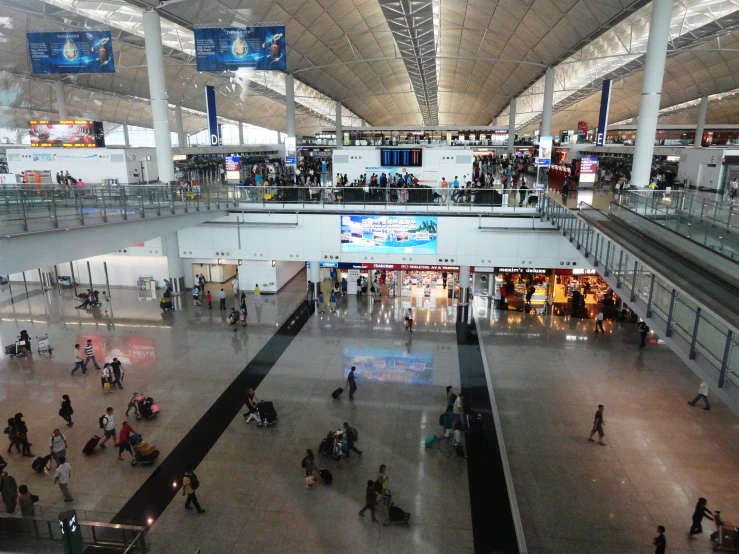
[308,262,461,299]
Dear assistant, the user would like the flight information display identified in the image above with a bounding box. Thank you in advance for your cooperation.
[380,148,423,167]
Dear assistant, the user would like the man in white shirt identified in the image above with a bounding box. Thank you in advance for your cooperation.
[49,429,68,468]
[688,381,711,410]
[595,310,605,333]
[453,393,465,424]
[53,457,73,502]
[99,408,117,449]
[219,289,227,311]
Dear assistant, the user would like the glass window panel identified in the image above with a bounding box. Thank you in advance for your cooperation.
[694,311,727,372]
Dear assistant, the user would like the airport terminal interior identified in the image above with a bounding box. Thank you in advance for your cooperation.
[1,1,739,553]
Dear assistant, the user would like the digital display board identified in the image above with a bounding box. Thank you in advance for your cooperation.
[29,120,105,148]
[579,157,598,184]
[380,148,423,167]
[27,31,115,74]
[340,215,437,254]
[194,26,286,71]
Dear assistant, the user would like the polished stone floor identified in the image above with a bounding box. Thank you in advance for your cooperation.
[476,301,739,554]
[2,279,739,553]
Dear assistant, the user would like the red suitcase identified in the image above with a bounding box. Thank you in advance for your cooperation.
[82,435,101,455]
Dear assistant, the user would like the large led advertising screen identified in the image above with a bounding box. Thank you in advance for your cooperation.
[27,31,115,74]
[340,215,437,254]
[194,26,286,71]
[29,120,106,148]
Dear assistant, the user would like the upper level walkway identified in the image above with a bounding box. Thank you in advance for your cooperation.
[543,194,739,415]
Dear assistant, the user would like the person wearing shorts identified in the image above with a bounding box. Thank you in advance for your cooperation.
[99,408,117,449]
[117,422,138,461]
[588,404,605,445]
[49,429,68,468]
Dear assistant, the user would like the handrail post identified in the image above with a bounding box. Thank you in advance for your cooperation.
[646,273,656,317]
[604,241,612,276]
[122,189,128,220]
[20,191,29,232]
[718,330,733,388]
[615,250,623,287]
[101,190,108,222]
[629,261,639,301]
[140,191,145,218]
[666,289,677,337]
[689,307,702,359]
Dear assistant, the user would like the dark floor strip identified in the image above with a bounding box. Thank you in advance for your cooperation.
[458,314,519,554]
[102,299,313,530]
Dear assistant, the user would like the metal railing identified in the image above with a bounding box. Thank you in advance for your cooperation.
[0,512,149,552]
[618,191,739,260]
[543,195,739,395]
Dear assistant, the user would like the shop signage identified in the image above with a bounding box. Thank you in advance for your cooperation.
[495,267,549,274]
[172,154,187,161]
[309,262,459,271]
[205,86,221,147]
[193,26,286,71]
[556,268,597,275]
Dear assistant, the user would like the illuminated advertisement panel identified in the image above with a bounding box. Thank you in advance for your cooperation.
[29,120,105,148]
[340,215,437,254]
[27,31,115,74]
[194,26,286,71]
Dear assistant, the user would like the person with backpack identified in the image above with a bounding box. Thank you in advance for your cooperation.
[98,408,117,449]
[329,292,337,313]
[638,321,650,348]
[182,466,205,513]
[342,422,362,459]
[49,429,68,468]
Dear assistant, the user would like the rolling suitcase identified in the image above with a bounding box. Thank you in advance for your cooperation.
[318,467,332,484]
[82,435,101,455]
[331,387,343,399]
[258,401,278,425]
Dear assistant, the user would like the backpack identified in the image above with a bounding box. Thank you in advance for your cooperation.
[188,473,199,491]
[350,427,358,442]
[98,415,107,429]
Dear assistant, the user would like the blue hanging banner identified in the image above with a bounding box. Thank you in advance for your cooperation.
[205,86,221,146]
[27,31,116,74]
[194,26,286,71]
[595,79,612,147]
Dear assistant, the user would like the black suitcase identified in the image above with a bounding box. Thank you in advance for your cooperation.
[318,467,332,484]
[82,435,101,455]
[331,387,343,399]
[258,401,278,425]
[31,455,52,473]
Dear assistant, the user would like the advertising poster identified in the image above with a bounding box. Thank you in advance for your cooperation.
[579,157,598,184]
[537,136,552,167]
[224,155,240,181]
[29,120,105,148]
[343,347,434,385]
[27,31,115,74]
[701,131,714,147]
[194,26,286,71]
[340,215,437,255]
[285,137,296,165]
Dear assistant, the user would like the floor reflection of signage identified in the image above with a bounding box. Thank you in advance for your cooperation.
[129,337,156,366]
[343,347,433,384]
[76,335,156,366]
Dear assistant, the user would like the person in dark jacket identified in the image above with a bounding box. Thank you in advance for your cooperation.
[687,497,713,539]
[358,479,379,521]
[653,525,666,554]
[59,395,74,427]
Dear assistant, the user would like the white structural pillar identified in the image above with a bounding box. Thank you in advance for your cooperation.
[631,0,675,187]
[238,122,245,145]
[15,128,22,145]
[163,232,185,293]
[459,265,471,305]
[142,10,176,184]
[507,97,517,155]
[694,96,708,147]
[54,81,68,120]
[541,68,555,137]
[309,262,321,300]
[285,74,296,138]
[122,124,130,148]
[175,105,185,148]
[335,101,343,148]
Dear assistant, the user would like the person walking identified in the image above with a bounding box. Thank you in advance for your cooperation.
[358,480,379,521]
[342,422,362,459]
[653,525,666,554]
[17,485,37,516]
[595,310,605,333]
[0,471,18,513]
[453,392,465,426]
[117,421,138,461]
[206,290,212,309]
[302,449,317,488]
[59,394,74,427]
[329,292,338,313]
[99,407,117,449]
[12,415,32,457]
[71,343,85,376]
[447,420,467,458]
[243,388,261,425]
[688,381,711,410]
[198,274,205,293]
[316,291,326,313]
[404,308,413,332]
[49,429,68,468]
[192,285,201,307]
[101,364,113,394]
[587,404,606,445]
[111,358,124,390]
[83,339,101,370]
[231,277,239,297]
[219,289,226,310]
[53,457,73,502]
[125,392,140,417]
[638,321,650,348]
[687,497,713,540]
[5,419,20,455]
[346,366,357,401]
[182,466,205,513]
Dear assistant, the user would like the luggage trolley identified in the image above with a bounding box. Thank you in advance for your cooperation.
[36,334,53,355]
